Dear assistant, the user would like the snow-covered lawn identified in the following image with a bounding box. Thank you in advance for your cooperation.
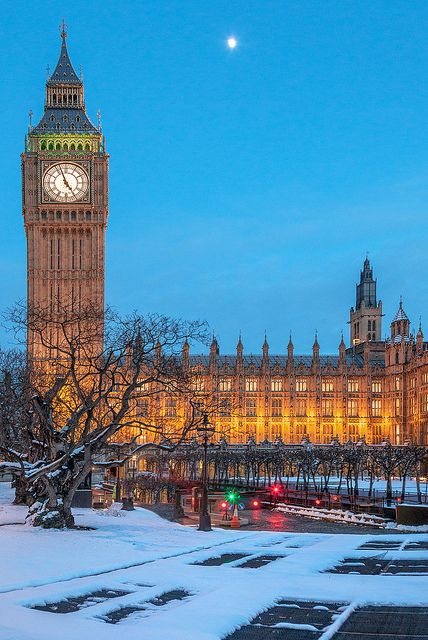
[1,482,428,640]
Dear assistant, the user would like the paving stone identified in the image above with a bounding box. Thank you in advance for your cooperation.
[384,560,428,575]
[326,558,389,575]
[194,553,248,566]
[236,555,286,569]
[223,600,345,639]
[32,588,131,613]
[357,540,402,550]
[333,606,428,638]
[100,589,191,624]
[224,626,321,639]
[403,541,428,551]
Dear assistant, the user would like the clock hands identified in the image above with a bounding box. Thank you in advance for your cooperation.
[59,165,73,194]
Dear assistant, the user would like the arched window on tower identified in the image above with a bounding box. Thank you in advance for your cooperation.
[70,143,75,150]
[373,320,376,333]
[368,320,371,331]
[77,143,83,150]
[85,143,90,151]
[55,142,61,150]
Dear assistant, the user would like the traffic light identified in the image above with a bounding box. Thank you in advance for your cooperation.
[226,490,240,504]
[315,498,321,506]
[220,501,228,510]
[252,499,260,508]
[272,485,280,494]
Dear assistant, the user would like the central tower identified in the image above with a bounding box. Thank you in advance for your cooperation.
[349,258,382,345]
[22,27,108,359]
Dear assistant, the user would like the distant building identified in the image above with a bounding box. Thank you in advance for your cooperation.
[173,260,427,445]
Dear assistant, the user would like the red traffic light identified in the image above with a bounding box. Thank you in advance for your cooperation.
[315,499,321,506]
[220,501,228,509]
[252,500,259,508]
[272,486,280,493]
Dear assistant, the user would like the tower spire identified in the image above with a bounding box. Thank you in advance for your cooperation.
[60,18,67,42]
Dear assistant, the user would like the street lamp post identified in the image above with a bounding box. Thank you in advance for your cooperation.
[197,412,215,531]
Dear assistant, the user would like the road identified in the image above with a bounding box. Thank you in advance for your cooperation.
[240,506,398,534]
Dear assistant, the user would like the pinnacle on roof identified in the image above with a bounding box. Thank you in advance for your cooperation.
[47,22,82,86]
[393,297,409,322]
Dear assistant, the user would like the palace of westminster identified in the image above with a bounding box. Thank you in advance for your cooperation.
[22,30,428,448]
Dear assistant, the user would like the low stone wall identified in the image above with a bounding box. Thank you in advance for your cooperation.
[396,503,428,526]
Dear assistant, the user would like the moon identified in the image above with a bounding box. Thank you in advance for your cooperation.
[227,36,237,50]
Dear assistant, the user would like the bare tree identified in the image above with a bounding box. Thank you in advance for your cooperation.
[0,302,210,528]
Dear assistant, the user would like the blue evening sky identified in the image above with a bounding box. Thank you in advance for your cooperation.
[1,0,428,354]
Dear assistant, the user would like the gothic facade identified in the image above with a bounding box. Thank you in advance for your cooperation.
[169,259,428,446]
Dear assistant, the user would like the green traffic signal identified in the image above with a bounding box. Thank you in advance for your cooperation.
[226,490,240,504]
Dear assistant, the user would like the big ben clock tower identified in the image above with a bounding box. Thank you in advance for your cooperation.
[22,26,108,359]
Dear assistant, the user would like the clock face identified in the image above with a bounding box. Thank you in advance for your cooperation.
[43,163,89,203]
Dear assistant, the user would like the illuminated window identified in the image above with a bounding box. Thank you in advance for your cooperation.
[322,379,334,393]
[371,399,382,417]
[422,394,428,413]
[296,399,306,416]
[218,377,232,392]
[245,377,258,392]
[219,398,231,417]
[395,376,401,391]
[136,399,148,418]
[395,398,401,415]
[372,381,382,393]
[271,399,282,417]
[423,373,428,385]
[296,378,307,392]
[192,377,205,391]
[347,399,359,417]
[164,398,177,418]
[322,424,333,438]
[246,399,257,416]
[271,378,283,392]
[322,399,334,417]
[349,423,359,438]
[348,379,359,393]
[410,377,416,389]
[295,424,306,437]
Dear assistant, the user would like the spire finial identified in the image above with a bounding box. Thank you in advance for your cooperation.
[28,109,33,131]
[97,109,102,132]
[60,18,67,42]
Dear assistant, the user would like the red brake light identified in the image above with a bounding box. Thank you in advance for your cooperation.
[252,500,259,507]
[315,499,321,506]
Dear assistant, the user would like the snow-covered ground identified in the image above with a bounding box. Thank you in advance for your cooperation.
[1,482,428,640]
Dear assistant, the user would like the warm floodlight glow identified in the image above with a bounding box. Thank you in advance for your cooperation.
[227,36,237,49]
